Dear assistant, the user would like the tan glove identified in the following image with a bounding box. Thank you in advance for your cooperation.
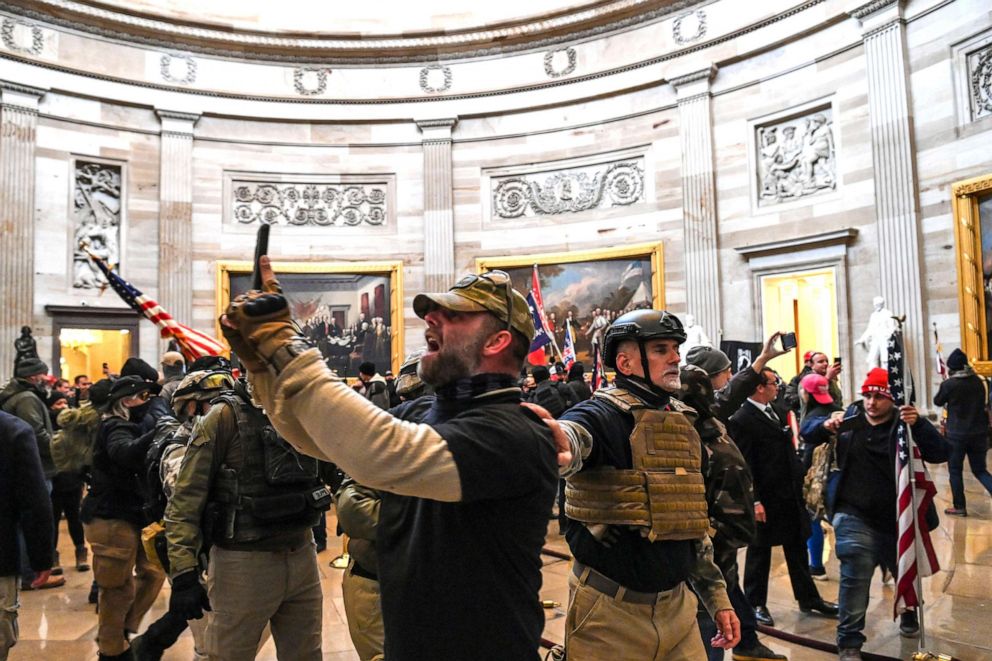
[220,257,298,373]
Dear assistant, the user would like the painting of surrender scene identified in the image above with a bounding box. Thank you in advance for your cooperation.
[478,244,663,367]
[222,264,400,378]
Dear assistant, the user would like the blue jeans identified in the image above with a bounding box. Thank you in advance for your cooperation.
[948,433,992,510]
[807,514,825,570]
[832,512,896,650]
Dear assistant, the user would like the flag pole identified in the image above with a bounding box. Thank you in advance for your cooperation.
[895,316,928,653]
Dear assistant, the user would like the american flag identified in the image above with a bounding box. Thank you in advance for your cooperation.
[889,329,940,616]
[90,254,225,362]
[562,320,576,372]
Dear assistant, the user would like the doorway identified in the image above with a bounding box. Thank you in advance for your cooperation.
[760,267,839,382]
[46,306,140,380]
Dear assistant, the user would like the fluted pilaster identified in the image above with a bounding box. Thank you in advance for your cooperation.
[417,118,457,294]
[0,83,44,379]
[671,66,721,342]
[853,0,928,395]
[156,110,198,330]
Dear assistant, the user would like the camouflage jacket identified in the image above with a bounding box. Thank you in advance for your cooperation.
[698,417,756,549]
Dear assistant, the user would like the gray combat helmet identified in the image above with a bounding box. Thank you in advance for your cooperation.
[603,309,687,369]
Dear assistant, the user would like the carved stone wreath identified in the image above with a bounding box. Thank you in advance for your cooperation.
[1,18,43,55]
[672,10,707,45]
[492,160,644,218]
[419,64,452,94]
[543,47,577,78]
[294,67,330,96]
[971,46,992,119]
[233,182,387,227]
[160,54,197,84]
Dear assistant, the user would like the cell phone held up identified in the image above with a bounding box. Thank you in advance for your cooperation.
[780,332,797,351]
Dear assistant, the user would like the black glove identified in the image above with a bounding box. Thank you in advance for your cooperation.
[169,571,210,620]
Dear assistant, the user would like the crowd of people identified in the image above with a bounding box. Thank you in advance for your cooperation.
[1,264,989,661]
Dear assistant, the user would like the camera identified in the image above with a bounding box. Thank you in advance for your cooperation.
[780,332,797,350]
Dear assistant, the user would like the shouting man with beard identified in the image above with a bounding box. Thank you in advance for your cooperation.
[221,259,561,661]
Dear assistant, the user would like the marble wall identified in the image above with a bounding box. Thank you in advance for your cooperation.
[1,0,990,406]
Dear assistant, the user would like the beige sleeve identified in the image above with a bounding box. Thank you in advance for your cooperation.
[248,349,462,501]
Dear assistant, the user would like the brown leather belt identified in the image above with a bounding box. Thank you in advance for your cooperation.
[571,561,673,604]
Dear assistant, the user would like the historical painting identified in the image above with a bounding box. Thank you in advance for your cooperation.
[477,243,664,367]
[952,174,992,375]
[755,106,836,207]
[72,159,123,289]
[216,261,403,378]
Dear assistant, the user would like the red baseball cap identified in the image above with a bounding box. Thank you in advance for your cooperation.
[860,367,892,399]
[800,373,833,405]
[803,350,815,363]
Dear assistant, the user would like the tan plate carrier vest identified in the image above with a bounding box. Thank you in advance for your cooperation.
[564,387,709,542]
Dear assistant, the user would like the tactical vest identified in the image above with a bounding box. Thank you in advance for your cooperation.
[208,394,331,545]
[564,387,709,542]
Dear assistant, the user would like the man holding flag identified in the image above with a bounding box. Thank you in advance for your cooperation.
[806,330,949,660]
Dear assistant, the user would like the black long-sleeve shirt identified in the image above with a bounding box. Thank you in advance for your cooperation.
[934,373,988,439]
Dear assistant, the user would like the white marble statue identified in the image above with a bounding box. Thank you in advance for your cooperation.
[680,313,712,365]
[856,296,898,369]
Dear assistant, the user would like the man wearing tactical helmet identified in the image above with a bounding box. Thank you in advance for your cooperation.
[555,308,740,660]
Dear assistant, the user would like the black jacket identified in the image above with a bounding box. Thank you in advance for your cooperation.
[81,416,156,527]
[527,379,575,418]
[564,378,592,404]
[1,411,54,576]
[712,367,763,425]
[727,400,810,546]
[934,372,988,439]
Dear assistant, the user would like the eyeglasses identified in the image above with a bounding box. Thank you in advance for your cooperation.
[135,390,152,401]
[452,269,514,331]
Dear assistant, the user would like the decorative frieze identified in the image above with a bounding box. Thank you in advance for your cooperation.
[1,18,43,55]
[72,160,122,289]
[160,53,197,84]
[492,159,644,219]
[233,181,387,227]
[755,107,836,207]
[672,10,706,45]
[419,65,452,94]
[969,45,992,121]
[294,67,330,95]
[544,47,576,78]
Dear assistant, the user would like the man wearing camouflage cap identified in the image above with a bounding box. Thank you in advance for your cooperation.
[221,259,560,660]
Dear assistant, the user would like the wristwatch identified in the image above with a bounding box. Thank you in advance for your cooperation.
[267,338,312,374]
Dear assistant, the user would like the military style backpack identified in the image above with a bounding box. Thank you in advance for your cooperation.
[803,440,836,520]
[50,404,101,475]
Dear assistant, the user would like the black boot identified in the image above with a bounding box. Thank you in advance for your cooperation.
[98,648,135,660]
[130,634,166,661]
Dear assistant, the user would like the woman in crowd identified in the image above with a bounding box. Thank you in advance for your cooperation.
[81,376,167,661]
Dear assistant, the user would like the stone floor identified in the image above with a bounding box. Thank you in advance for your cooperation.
[9,459,992,660]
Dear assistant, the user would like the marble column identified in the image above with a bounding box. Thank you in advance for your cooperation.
[852,0,928,396]
[417,118,458,293]
[670,66,721,343]
[156,110,199,330]
[0,83,45,378]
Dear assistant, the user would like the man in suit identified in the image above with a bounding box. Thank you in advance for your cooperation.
[727,368,837,627]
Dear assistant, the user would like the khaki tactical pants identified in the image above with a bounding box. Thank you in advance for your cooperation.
[206,543,322,661]
[84,518,166,656]
[341,560,385,661]
[0,576,18,661]
[565,568,705,661]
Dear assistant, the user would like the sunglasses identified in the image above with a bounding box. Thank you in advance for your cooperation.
[131,390,152,402]
[452,270,513,331]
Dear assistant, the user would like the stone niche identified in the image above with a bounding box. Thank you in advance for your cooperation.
[754,105,836,208]
[72,159,123,289]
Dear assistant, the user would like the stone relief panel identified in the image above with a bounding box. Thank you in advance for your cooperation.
[755,107,836,207]
[969,45,992,121]
[232,181,387,227]
[72,160,122,289]
[1,17,43,55]
[160,53,197,84]
[492,158,644,219]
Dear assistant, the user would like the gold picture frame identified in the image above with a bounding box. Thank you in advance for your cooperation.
[477,242,665,366]
[215,260,405,376]
[952,174,992,376]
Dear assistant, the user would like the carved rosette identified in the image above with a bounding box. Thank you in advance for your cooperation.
[544,47,577,78]
[419,65,452,93]
[755,107,837,207]
[672,10,706,45]
[970,46,992,120]
[1,18,43,55]
[492,159,644,218]
[160,54,197,84]
[233,182,387,227]
[294,67,330,95]
[72,161,122,289]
